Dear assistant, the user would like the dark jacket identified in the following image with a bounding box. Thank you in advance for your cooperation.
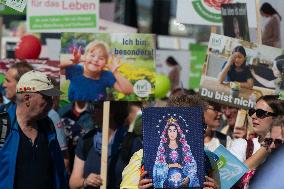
[0,102,68,189]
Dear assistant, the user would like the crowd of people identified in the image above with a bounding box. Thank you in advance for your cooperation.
[0,62,283,189]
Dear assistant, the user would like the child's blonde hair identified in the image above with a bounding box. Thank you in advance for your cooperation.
[84,41,109,63]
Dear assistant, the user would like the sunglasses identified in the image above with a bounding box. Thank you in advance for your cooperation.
[248,108,277,118]
[264,138,283,148]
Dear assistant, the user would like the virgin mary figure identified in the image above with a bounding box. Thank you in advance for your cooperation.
[153,117,200,188]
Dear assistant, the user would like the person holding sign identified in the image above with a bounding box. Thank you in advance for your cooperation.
[239,95,284,188]
[121,95,221,189]
[218,45,253,89]
[69,102,130,189]
[260,3,282,48]
[61,41,133,101]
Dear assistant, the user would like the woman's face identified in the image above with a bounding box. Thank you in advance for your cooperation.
[204,106,222,131]
[85,47,107,72]
[233,21,240,37]
[272,62,281,78]
[168,125,178,141]
[233,52,246,67]
[251,100,274,137]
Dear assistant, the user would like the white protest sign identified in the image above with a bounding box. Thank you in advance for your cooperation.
[177,0,257,27]
[27,0,99,33]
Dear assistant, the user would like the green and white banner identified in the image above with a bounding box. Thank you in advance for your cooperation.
[4,0,27,12]
[27,0,99,33]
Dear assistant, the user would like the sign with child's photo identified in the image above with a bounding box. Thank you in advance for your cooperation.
[143,107,204,188]
[221,3,250,41]
[60,32,156,102]
[199,33,283,109]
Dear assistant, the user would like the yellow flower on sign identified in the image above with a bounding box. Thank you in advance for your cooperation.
[117,92,125,100]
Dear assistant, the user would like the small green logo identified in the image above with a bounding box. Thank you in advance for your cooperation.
[217,155,227,169]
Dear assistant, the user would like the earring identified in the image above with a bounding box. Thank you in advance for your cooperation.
[26,102,30,107]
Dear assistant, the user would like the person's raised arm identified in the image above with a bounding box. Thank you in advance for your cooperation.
[244,146,270,170]
[217,55,235,84]
[108,56,133,94]
[60,47,84,75]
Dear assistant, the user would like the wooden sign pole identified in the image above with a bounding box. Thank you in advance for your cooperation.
[0,17,3,58]
[255,0,262,44]
[100,101,110,189]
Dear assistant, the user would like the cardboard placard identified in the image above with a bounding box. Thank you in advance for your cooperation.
[27,0,99,33]
[221,3,250,41]
[60,32,156,102]
[143,107,204,188]
[205,144,249,189]
[199,33,283,109]
[177,0,256,27]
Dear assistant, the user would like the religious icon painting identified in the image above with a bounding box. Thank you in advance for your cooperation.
[143,107,204,188]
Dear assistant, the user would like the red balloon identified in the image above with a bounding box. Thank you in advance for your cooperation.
[15,35,41,59]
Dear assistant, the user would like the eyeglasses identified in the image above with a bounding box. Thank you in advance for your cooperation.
[207,106,222,113]
[264,138,283,148]
[248,108,277,119]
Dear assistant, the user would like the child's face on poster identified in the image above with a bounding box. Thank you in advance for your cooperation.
[85,47,107,72]
[232,52,245,67]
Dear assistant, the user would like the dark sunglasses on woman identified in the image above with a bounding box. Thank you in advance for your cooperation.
[264,138,283,148]
[248,108,277,119]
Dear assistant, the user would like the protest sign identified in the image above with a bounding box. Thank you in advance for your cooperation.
[200,33,282,109]
[143,107,204,188]
[221,3,250,41]
[206,144,249,189]
[177,0,256,27]
[27,0,99,33]
[60,32,156,102]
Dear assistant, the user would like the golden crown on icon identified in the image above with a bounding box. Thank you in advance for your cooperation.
[167,117,177,124]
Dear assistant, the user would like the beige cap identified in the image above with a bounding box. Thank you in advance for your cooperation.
[16,70,60,96]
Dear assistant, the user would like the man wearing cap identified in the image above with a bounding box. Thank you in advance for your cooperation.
[0,70,68,189]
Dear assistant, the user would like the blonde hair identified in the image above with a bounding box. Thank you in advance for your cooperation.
[84,41,109,63]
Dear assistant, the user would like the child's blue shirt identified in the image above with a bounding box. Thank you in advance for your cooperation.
[66,64,116,101]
